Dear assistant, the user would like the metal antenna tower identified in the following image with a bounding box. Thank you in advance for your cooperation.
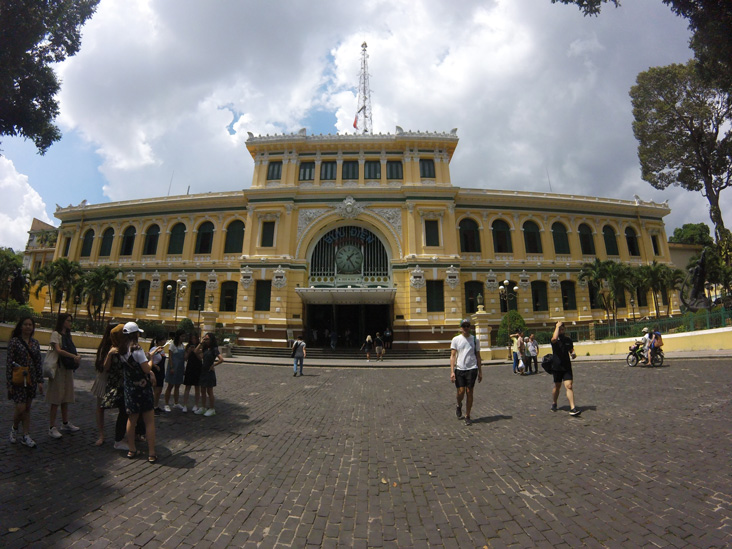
[353,41,373,134]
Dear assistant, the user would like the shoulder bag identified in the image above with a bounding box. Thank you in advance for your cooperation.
[59,332,79,370]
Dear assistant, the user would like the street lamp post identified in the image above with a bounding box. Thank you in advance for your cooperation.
[73,294,80,321]
[498,280,519,311]
[166,280,187,327]
[630,297,636,321]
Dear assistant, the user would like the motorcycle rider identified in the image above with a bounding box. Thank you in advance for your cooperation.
[641,327,653,365]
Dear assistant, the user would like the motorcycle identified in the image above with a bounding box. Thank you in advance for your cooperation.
[627,341,664,367]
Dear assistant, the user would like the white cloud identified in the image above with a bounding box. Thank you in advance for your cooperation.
[24,0,721,235]
[0,157,54,251]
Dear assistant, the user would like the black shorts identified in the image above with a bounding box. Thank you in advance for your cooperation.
[455,368,478,388]
[553,367,573,383]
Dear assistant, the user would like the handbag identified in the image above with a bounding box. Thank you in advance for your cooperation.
[11,362,31,386]
[59,332,79,370]
[43,352,58,379]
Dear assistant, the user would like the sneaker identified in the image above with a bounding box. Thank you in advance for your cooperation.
[191,406,199,413]
[62,422,80,432]
[456,405,463,419]
[180,406,188,413]
[569,408,582,416]
[20,434,37,448]
[174,403,184,410]
[163,405,172,413]
[194,407,207,415]
[203,408,216,417]
[113,440,129,451]
[49,426,62,439]
[551,403,557,412]
[9,426,18,444]
[465,417,472,426]
[293,371,297,377]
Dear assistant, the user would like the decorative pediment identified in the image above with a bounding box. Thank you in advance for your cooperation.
[240,265,254,289]
[519,270,530,291]
[151,271,161,291]
[549,270,560,290]
[445,265,460,290]
[206,270,218,291]
[485,270,498,291]
[272,265,287,289]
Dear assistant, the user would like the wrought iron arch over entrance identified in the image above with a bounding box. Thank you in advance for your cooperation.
[308,225,390,288]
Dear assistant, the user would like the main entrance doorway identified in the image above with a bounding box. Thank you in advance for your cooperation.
[306,304,390,349]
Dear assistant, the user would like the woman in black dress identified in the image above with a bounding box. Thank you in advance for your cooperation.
[7,316,44,447]
[182,332,202,413]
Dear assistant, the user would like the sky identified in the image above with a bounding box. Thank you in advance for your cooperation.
[2,0,723,252]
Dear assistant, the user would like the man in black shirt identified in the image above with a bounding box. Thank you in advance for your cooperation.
[550,321,581,416]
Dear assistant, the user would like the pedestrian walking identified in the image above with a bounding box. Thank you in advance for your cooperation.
[527,334,539,374]
[374,333,384,361]
[360,335,373,362]
[91,323,117,446]
[292,335,306,376]
[46,313,81,439]
[550,321,581,416]
[450,318,482,426]
[182,332,202,413]
[164,330,186,411]
[7,316,44,447]
[195,333,223,417]
[118,322,157,461]
[383,327,393,349]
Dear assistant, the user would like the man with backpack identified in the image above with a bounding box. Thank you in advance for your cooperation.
[292,335,306,377]
[450,318,482,426]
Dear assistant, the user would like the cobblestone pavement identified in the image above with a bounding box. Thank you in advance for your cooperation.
[1,353,731,548]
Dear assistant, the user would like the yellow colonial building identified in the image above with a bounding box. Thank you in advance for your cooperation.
[51,129,674,348]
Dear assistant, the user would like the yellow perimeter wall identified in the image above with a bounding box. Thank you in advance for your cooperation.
[2,326,731,360]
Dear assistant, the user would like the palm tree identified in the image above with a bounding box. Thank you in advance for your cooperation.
[32,264,57,311]
[638,261,667,319]
[50,258,83,314]
[579,258,609,320]
[661,265,685,316]
[602,260,634,331]
[78,266,125,325]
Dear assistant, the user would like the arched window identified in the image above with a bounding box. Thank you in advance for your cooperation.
[120,226,136,256]
[135,280,150,309]
[459,218,481,253]
[143,224,160,256]
[603,225,619,256]
[189,281,206,311]
[220,281,238,312]
[80,229,94,257]
[99,228,114,257]
[561,281,576,310]
[224,220,245,254]
[578,223,595,255]
[195,221,214,254]
[464,281,483,314]
[552,222,570,255]
[492,219,512,253]
[531,281,548,311]
[625,227,640,256]
[523,221,542,254]
[167,223,186,255]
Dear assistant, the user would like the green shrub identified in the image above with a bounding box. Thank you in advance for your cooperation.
[496,311,526,348]
[178,317,194,333]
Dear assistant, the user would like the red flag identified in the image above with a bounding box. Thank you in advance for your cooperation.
[353,114,358,129]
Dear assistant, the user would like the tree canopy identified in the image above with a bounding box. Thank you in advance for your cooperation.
[668,223,714,246]
[0,0,99,154]
[630,60,731,244]
[552,1,732,89]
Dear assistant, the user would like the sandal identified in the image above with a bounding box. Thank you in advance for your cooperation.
[147,455,158,464]
[127,450,141,459]
[94,438,104,447]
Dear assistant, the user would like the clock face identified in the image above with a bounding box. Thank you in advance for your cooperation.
[335,244,363,273]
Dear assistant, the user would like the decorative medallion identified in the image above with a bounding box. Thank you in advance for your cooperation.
[519,270,530,291]
[446,265,460,290]
[240,266,254,289]
[336,196,364,219]
[151,270,161,291]
[410,265,426,290]
[206,270,218,291]
[371,208,402,236]
[485,270,498,291]
[549,270,560,290]
[272,265,287,289]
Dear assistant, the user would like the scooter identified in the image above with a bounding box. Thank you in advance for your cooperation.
[627,341,664,367]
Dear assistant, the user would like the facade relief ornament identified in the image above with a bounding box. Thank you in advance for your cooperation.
[445,265,460,290]
[297,208,329,236]
[549,270,560,290]
[240,266,254,289]
[335,196,364,219]
[126,270,136,286]
[206,270,218,291]
[272,265,287,289]
[410,265,426,289]
[485,270,498,291]
[519,270,530,291]
[151,271,161,291]
[371,208,402,236]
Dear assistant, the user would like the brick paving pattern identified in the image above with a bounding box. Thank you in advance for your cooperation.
[1,352,731,547]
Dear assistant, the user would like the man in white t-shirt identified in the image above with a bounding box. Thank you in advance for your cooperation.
[450,318,483,426]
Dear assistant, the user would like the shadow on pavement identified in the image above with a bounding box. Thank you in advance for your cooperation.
[472,414,512,424]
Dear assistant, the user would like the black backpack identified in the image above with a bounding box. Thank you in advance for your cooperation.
[541,354,555,374]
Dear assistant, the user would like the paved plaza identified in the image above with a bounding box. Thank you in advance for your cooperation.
[1,352,731,548]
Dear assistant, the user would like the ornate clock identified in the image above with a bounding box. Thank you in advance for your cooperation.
[335,244,363,273]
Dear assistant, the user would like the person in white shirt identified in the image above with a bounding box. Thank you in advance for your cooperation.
[450,319,483,426]
[527,334,539,374]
